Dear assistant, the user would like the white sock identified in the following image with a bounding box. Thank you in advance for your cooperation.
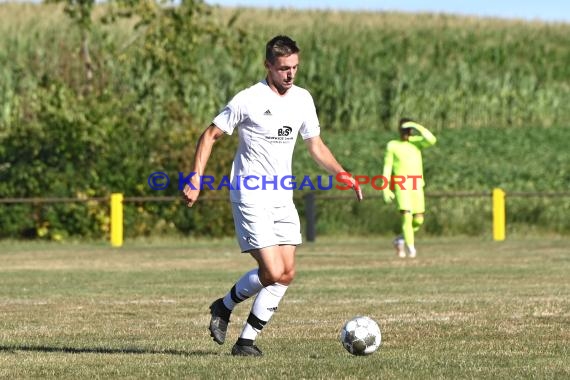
[240,283,288,341]
[222,269,263,311]
[394,235,404,247]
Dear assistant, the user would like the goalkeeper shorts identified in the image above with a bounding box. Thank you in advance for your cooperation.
[395,187,425,214]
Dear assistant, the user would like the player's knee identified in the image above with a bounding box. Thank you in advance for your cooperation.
[277,273,295,285]
[279,268,295,285]
[412,216,424,229]
[261,271,281,285]
[260,267,292,286]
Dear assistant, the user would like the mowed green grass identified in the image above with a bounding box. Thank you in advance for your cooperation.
[0,237,568,379]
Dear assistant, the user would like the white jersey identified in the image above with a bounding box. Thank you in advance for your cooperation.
[213,80,321,206]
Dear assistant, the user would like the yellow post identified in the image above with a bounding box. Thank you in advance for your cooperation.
[492,188,505,241]
[110,193,124,247]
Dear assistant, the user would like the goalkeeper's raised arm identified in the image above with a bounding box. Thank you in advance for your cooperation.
[403,120,437,148]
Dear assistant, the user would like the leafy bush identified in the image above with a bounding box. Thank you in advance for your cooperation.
[0,3,568,239]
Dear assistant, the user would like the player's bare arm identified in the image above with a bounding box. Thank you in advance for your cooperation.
[182,124,225,207]
[304,136,363,201]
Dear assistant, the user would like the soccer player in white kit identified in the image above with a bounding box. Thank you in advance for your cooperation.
[182,35,362,356]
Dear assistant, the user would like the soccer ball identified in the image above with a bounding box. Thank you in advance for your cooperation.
[339,316,382,356]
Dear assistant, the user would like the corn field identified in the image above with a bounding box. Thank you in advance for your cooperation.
[2,4,570,131]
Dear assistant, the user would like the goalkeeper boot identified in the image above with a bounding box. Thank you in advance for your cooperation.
[393,235,406,258]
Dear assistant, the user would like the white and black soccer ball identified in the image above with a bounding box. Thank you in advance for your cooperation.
[339,316,382,356]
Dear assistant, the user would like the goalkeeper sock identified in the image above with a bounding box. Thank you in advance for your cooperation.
[402,212,414,248]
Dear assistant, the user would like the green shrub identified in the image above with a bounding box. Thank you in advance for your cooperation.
[0,4,568,239]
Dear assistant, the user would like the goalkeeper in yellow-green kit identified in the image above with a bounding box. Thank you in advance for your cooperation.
[382,118,436,258]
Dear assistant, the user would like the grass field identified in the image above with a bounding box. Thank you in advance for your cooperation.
[0,237,568,379]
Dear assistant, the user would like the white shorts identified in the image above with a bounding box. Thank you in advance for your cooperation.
[231,202,302,252]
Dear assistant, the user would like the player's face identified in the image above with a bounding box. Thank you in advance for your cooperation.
[265,54,299,95]
[400,128,412,141]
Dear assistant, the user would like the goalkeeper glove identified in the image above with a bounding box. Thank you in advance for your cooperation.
[383,189,395,203]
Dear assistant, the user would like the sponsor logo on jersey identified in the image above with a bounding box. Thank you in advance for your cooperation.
[278,126,292,136]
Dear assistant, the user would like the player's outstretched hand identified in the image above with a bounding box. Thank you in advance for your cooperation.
[353,184,363,202]
[383,189,395,203]
[182,183,199,208]
[343,175,363,202]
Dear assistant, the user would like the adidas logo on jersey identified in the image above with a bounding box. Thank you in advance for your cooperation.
[263,109,272,116]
